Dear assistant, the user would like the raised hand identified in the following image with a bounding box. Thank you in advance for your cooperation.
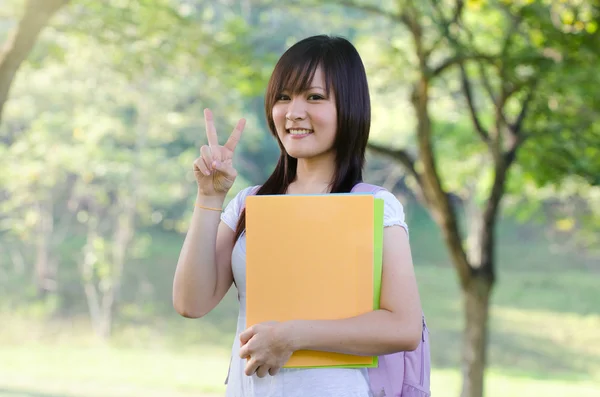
[194,109,246,197]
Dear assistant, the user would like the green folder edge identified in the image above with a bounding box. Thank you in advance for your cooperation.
[287,197,384,369]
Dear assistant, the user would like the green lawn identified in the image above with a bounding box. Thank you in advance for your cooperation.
[1,211,598,397]
[0,344,228,397]
[0,329,598,397]
[1,262,598,397]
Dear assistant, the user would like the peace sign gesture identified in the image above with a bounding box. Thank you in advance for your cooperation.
[194,108,246,197]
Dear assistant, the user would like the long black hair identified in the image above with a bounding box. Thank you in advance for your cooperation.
[234,35,371,243]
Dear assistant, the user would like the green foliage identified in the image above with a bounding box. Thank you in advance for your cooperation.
[508,0,600,187]
[0,2,598,395]
[348,0,600,243]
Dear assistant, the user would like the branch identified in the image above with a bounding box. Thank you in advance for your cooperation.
[294,0,407,25]
[477,75,532,275]
[509,79,537,136]
[411,79,472,287]
[478,124,525,276]
[426,0,465,55]
[488,77,538,152]
[402,0,429,70]
[366,142,423,190]
[424,0,499,80]
[430,53,496,77]
[452,0,465,23]
[502,138,521,171]
[475,60,498,109]
[0,0,68,125]
[401,0,473,285]
[459,63,490,143]
[499,10,523,63]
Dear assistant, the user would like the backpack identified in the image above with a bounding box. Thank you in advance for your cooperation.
[352,183,431,397]
[233,183,432,396]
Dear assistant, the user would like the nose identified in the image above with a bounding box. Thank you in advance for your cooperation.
[285,97,307,121]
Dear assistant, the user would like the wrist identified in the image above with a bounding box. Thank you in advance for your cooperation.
[195,192,226,208]
[281,320,305,352]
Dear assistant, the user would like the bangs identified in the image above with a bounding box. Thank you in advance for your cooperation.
[268,52,332,98]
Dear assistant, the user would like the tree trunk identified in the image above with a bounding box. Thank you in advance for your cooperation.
[80,213,104,339]
[34,198,57,297]
[99,289,114,341]
[98,197,135,340]
[461,276,493,397]
[8,244,26,275]
[79,78,147,341]
[0,0,68,126]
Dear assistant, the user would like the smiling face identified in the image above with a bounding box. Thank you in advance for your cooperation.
[263,35,372,192]
[271,66,337,161]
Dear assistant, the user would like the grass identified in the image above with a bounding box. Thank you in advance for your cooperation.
[1,209,599,397]
[0,327,598,397]
[0,344,229,397]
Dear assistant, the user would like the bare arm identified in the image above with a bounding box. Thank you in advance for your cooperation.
[173,108,245,319]
[172,193,235,318]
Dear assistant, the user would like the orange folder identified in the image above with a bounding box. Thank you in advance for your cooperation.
[245,194,377,368]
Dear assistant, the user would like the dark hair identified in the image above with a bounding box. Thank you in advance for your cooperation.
[234,35,371,242]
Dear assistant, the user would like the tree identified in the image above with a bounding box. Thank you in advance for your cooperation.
[0,0,269,334]
[0,0,68,126]
[301,1,598,396]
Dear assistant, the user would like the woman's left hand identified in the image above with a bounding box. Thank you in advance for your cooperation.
[239,321,295,378]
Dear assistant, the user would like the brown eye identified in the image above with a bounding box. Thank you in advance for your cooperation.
[308,94,324,100]
[276,94,290,101]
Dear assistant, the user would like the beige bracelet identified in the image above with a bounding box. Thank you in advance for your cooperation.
[195,203,222,212]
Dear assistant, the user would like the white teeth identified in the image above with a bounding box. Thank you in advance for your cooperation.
[288,129,312,135]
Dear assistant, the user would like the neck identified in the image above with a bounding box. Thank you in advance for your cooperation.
[291,152,336,194]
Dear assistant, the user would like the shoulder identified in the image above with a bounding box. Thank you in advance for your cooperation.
[221,185,261,231]
[233,184,261,203]
[373,188,409,233]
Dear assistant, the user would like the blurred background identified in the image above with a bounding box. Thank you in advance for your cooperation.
[0,1,599,396]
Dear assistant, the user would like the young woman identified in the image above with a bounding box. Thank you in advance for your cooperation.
[173,35,423,397]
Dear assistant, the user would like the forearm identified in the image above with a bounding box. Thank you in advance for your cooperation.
[285,309,422,356]
[172,192,225,317]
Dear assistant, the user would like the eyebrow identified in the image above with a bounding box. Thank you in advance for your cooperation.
[282,86,325,91]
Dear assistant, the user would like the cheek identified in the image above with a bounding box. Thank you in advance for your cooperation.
[325,112,337,136]
[272,106,286,124]
[317,106,336,130]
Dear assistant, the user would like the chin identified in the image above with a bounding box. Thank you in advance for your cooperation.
[284,147,334,160]
[284,149,316,159]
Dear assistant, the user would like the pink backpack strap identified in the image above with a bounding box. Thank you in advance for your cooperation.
[231,182,432,396]
[352,182,432,396]
[351,182,386,194]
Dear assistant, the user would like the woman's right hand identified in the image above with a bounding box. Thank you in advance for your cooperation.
[194,108,246,197]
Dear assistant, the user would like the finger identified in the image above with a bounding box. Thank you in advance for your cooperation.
[224,118,246,152]
[239,343,250,359]
[268,367,280,376]
[204,108,219,147]
[244,357,260,376]
[199,145,214,171]
[213,160,237,179]
[240,326,255,346]
[256,365,269,378]
[193,158,210,176]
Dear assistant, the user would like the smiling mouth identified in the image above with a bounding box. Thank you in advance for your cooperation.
[287,128,313,136]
